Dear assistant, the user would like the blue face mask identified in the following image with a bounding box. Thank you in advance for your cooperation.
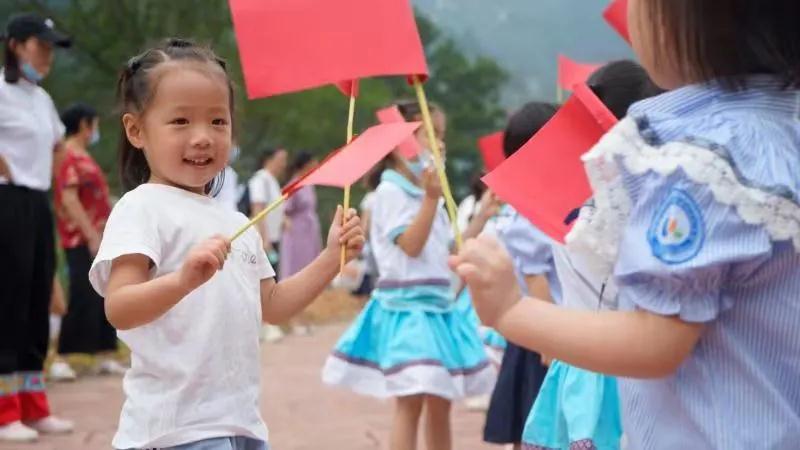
[406,158,425,178]
[20,62,44,83]
[89,128,100,146]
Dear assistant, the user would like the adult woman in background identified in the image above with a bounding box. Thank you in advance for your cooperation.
[0,13,74,442]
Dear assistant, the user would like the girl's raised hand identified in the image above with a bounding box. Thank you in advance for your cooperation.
[178,235,231,292]
[449,234,521,327]
[422,167,442,199]
[326,205,365,264]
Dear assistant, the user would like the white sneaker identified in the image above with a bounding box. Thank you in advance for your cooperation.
[0,421,38,442]
[260,324,284,343]
[24,416,74,435]
[95,359,128,376]
[48,361,77,382]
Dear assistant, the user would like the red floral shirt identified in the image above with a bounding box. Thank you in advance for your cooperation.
[54,149,112,249]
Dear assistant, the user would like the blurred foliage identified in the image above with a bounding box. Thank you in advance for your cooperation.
[3,0,508,225]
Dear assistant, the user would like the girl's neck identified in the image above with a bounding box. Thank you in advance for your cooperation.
[64,135,88,154]
[391,161,422,187]
[147,174,207,195]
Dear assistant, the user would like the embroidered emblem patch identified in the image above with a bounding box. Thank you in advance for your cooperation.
[647,188,705,264]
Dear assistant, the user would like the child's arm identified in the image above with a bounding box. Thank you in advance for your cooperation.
[451,235,703,378]
[260,206,364,324]
[524,274,554,365]
[395,168,441,257]
[105,236,230,330]
[462,190,501,241]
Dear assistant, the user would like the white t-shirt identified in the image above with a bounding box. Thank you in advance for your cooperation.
[89,184,274,449]
[0,73,65,190]
[371,170,452,285]
[248,169,284,243]
[551,244,618,311]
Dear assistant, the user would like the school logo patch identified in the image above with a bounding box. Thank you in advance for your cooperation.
[647,188,705,264]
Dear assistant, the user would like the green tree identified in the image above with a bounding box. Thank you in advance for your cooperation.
[4,0,507,218]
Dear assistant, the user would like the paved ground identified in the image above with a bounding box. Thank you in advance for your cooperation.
[1,323,503,450]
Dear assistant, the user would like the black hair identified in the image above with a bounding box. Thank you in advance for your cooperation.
[365,163,385,191]
[642,0,800,89]
[60,103,98,137]
[395,99,442,122]
[2,35,22,83]
[288,150,314,180]
[257,147,280,170]
[116,37,235,194]
[586,60,664,119]
[469,171,486,200]
[503,102,558,157]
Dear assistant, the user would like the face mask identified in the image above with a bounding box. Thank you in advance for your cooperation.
[406,158,425,178]
[20,61,44,83]
[89,128,100,146]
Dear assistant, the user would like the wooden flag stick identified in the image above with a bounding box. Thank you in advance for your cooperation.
[340,93,357,272]
[412,75,462,249]
[230,193,290,242]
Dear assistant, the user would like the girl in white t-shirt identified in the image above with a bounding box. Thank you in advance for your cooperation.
[88,39,364,450]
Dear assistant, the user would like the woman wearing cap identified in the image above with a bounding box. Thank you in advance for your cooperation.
[0,13,75,442]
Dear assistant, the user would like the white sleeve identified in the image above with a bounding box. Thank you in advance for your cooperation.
[248,173,268,204]
[374,186,418,243]
[46,92,65,145]
[456,195,476,232]
[251,228,276,280]
[89,193,162,297]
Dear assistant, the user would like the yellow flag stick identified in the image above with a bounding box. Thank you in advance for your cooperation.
[340,93,357,272]
[230,193,289,242]
[412,75,462,249]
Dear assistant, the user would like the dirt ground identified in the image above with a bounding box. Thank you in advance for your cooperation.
[0,290,504,450]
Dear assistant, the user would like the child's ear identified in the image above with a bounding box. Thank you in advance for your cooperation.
[122,113,144,150]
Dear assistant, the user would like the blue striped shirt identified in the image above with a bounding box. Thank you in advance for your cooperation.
[613,77,800,449]
[497,205,563,302]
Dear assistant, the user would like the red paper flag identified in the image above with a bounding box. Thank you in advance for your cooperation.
[375,106,422,159]
[482,84,618,242]
[603,0,630,44]
[335,80,360,97]
[285,122,422,194]
[557,55,602,91]
[229,0,428,99]
[477,132,505,171]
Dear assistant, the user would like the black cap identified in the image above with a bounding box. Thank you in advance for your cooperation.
[4,13,71,48]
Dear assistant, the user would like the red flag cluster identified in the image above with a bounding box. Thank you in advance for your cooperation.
[229,0,634,243]
[483,84,617,242]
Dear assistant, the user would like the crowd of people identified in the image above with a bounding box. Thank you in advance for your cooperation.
[1,1,800,449]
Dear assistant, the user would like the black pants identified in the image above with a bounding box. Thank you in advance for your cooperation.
[0,185,55,375]
[58,245,117,355]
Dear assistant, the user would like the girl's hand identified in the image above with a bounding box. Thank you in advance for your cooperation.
[422,167,442,199]
[325,205,365,264]
[449,234,521,327]
[178,235,231,292]
[477,189,502,220]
